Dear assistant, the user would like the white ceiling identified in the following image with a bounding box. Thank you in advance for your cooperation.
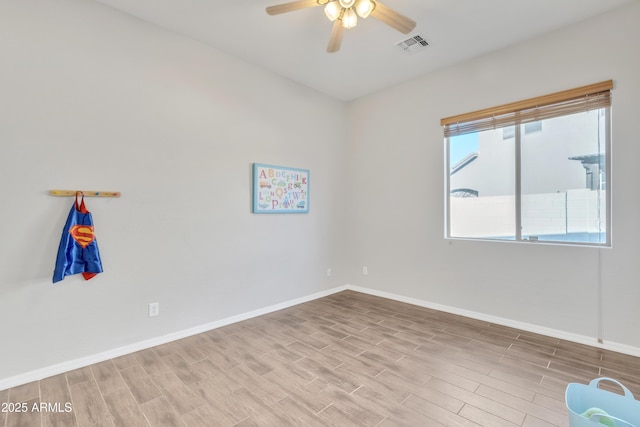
[94,0,635,101]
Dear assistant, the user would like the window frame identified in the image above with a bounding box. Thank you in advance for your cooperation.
[442,81,612,247]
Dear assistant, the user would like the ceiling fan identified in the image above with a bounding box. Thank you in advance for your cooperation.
[266,0,416,53]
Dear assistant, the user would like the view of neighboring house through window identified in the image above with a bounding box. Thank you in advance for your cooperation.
[442,81,612,246]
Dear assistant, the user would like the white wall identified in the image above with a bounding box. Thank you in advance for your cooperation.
[346,2,640,351]
[0,0,349,383]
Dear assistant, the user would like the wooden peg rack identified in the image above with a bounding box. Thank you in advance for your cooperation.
[49,190,121,198]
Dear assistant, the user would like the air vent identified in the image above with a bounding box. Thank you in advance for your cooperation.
[396,34,429,54]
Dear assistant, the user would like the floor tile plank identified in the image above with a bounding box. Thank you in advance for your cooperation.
[4,290,640,426]
[68,380,114,426]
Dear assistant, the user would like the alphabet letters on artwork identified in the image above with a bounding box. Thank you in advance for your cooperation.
[253,164,309,213]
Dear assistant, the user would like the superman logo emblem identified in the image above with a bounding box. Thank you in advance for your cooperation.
[69,225,95,248]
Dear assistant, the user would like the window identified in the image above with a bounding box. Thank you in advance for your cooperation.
[524,121,542,134]
[443,81,612,246]
[503,126,515,140]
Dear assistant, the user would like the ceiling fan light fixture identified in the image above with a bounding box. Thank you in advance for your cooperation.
[354,0,374,18]
[324,1,341,21]
[265,0,415,53]
[342,7,357,29]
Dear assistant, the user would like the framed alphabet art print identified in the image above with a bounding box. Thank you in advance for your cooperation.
[252,163,309,213]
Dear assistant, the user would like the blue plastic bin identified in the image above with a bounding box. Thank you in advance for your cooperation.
[566,377,640,427]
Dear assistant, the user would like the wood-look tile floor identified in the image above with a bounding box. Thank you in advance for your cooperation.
[3,290,640,426]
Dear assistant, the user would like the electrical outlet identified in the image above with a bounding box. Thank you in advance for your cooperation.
[149,302,159,317]
[362,266,368,275]
[327,268,332,277]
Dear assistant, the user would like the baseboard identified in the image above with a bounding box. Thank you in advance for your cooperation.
[3,283,639,391]
[346,285,640,358]
[0,285,349,391]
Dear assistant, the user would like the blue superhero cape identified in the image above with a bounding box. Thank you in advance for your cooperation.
[52,194,103,283]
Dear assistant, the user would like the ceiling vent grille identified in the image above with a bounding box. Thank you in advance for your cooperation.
[396,34,429,54]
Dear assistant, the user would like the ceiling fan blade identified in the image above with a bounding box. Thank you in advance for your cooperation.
[266,0,321,15]
[327,19,345,53]
[370,1,416,34]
